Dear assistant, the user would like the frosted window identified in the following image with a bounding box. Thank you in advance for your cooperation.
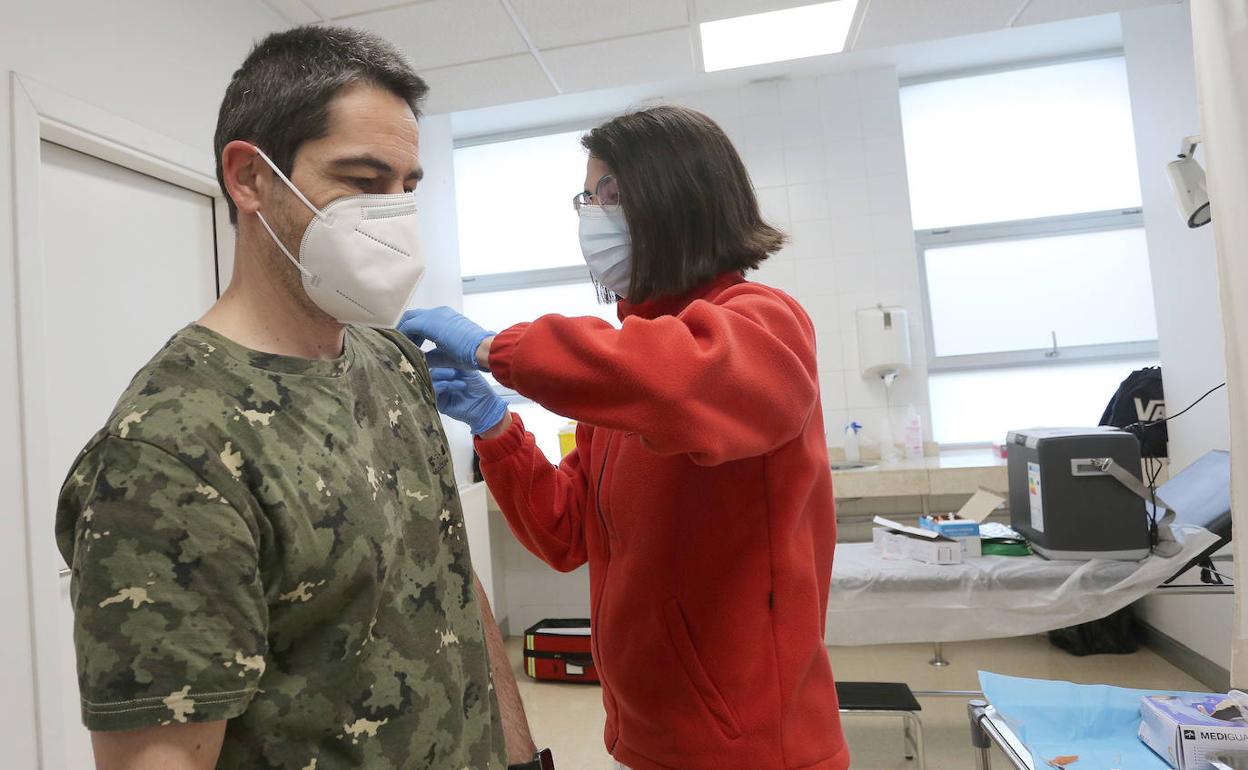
[901,58,1142,229]
[925,228,1156,357]
[455,130,589,276]
[928,358,1158,444]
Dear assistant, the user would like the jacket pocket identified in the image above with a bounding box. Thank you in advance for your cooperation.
[661,597,743,740]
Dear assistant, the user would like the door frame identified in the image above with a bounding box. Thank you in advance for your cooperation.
[9,71,231,769]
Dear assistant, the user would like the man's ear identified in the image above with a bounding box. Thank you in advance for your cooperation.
[221,140,269,219]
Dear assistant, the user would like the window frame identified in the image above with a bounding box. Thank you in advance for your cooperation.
[453,120,600,285]
[916,207,1157,374]
[901,54,1158,375]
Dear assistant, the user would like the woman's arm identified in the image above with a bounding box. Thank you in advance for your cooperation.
[486,285,820,466]
[475,414,592,573]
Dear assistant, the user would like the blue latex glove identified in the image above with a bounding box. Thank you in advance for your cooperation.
[399,307,494,371]
[430,367,508,436]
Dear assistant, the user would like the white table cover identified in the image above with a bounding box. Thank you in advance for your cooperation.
[826,525,1221,645]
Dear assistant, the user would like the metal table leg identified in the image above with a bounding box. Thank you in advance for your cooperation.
[968,700,993,770]
[930,641,951,667]
[968,699,1031,770]
[904,712,926,770]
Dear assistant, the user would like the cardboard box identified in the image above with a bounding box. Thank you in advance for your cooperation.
[1139,694,1248,769]
[872,527,963,565]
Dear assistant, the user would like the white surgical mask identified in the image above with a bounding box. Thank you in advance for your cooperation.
[578,205,632,298]
[251,146,426,328]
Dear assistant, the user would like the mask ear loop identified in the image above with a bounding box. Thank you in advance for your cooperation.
[250,145,324,284]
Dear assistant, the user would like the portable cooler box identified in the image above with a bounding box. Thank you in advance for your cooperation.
[523,619,598,684]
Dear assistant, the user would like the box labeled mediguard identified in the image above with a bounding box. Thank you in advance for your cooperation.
[919,515,981,539]
[1139,694,1248,769]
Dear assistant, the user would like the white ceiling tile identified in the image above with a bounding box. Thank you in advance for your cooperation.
[1013,0,1176,26]
[260,0,324,24]
[854,0,1018,49]
[341,0,529,70]
[420,54,557,114]
[1016,0,1119,24]
[305,0,434,20]
[541,28,696,94]
[693,0,824,23]
[510,0,688,49]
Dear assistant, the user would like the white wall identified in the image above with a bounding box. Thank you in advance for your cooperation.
[409,112,474,484]
[493,66,928,632]
[1122,2,1233,673]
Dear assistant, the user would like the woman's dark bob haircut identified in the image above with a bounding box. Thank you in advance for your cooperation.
[581,105,786,302]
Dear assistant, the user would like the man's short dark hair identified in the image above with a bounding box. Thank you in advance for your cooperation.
[213,25,428,224]
[581,106,786,302]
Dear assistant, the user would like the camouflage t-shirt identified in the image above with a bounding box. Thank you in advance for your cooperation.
[55,324,507,770]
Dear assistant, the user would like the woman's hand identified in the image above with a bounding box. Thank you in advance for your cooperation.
[430,367,509,437]
[399,307,494,371]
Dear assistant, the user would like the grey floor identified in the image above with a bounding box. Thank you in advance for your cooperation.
[508,634,1207,769]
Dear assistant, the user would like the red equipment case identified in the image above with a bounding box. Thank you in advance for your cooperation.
[523,618,598,684]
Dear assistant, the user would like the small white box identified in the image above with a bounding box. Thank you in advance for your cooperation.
[954,535,982,559]
[872,527,962,565]
[1139,694,1248,769]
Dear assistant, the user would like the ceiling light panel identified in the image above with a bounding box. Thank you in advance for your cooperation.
[699,1,861,72]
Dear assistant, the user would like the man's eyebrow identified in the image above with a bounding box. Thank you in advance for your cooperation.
[331,155,422,181]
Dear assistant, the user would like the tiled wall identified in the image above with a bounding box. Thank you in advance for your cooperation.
[498,533,591,636]
[493,65,933,634]
[671,66,932,451]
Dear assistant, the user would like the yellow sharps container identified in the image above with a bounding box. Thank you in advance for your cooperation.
[557,422,577,457]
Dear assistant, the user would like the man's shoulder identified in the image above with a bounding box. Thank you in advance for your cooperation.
[349,325,430,384]
[96,325,254,448]
[353,325,424,363]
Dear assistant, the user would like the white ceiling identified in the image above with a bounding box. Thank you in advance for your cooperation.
[258,0,1182,115]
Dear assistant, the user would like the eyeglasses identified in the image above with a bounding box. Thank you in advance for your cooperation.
[572,174,620,211]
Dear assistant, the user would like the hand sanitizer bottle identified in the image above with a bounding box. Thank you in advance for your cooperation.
[844,422,863,463]
[904,405,924,460]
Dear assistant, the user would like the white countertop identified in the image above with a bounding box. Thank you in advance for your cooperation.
[831,448,1008,499]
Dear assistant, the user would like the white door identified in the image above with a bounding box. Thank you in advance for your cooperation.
[37,140,219,768]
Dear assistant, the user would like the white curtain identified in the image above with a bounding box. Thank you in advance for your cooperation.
[1190,0,1248,688]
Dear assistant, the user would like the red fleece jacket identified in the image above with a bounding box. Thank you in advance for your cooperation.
[475,273,848,770]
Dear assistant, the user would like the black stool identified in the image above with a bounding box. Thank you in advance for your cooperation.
[836,682,925,769]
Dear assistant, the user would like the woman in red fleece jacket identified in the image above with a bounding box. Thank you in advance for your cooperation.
[402,106,847,770]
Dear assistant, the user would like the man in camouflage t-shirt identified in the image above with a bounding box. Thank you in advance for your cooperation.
[55,26,532,770]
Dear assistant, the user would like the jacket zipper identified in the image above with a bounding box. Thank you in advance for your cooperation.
[591,431,618,748]
[594,433,616,545]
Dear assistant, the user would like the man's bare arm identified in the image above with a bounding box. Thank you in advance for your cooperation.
[91,720,226,770]
[475,570,538,764]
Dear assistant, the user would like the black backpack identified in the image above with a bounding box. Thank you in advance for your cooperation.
[1100,366,1167,458]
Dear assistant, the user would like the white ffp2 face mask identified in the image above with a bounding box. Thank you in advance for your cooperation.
[251,147,426,328]
[578,205,632,298]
